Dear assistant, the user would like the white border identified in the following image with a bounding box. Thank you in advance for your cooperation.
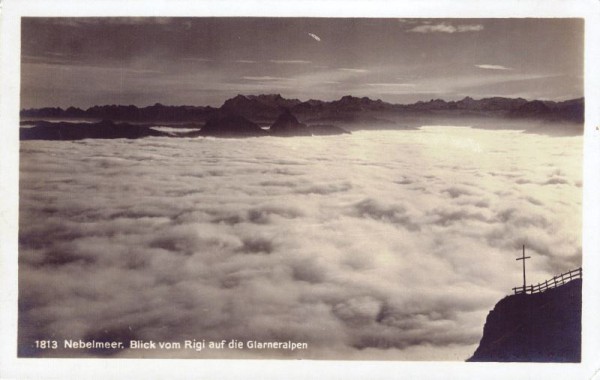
[1,1,599,379]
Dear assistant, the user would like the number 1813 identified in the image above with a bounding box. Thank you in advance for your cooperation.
[35,340,58,349]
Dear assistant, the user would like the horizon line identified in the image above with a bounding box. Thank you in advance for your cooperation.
[20,93,585,111]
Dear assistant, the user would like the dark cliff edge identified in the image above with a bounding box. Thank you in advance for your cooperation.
[468,279,581,362]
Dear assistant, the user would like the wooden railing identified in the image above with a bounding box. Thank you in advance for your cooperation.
[513,267,582,295]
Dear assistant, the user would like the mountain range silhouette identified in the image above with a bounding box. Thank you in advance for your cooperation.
[21,94,584,124]
[20,94,584,140]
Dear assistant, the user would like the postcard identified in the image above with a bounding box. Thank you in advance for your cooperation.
[1,0,599,379]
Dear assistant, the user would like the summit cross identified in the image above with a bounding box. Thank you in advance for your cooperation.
[516,245,531,291]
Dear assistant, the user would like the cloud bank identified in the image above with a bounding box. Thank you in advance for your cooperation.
[18,127,582,359]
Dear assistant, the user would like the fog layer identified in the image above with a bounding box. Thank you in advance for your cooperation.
[19,126,582,360]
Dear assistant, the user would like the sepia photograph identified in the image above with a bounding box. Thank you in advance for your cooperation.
[2,0,600,378]
[16,16,585,361]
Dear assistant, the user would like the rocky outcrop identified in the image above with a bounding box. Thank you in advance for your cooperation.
[268,109,311,137]
[468,279,581,362]
[220,94,301,120]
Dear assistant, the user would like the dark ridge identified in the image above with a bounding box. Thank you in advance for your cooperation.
[304,114,396,126]
[197,111,267,137]
[21,103,217,122]
[269,109,312,137]
[328,95,390,112]
[21,95,584,125]
[19,111,351,140]
[468,279,581,362]
[220,93,302,120]
[20,120,171,140]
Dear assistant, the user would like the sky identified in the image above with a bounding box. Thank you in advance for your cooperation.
[20,17,584,109]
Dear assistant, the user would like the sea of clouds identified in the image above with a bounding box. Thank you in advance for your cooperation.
[18,126,582,360]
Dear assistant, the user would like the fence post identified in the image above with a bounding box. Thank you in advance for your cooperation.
[512,267,582,295]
